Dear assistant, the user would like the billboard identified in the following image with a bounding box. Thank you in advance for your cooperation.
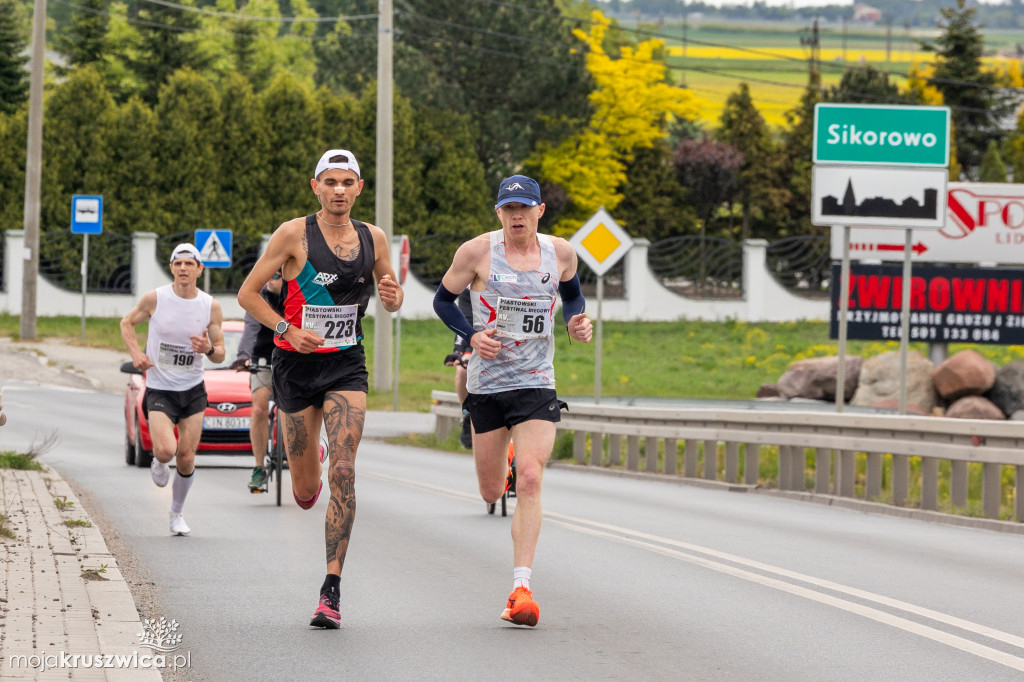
[829,263,1024,344]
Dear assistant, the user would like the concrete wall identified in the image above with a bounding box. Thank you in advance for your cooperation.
[1,231,830,323]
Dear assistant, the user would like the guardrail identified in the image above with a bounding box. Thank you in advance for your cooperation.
[431,390,1024,523]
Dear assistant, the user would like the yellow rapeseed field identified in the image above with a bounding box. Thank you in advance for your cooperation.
[667,44,1022,129]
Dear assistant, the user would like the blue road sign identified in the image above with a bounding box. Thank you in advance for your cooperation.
[71,195,103,234]
[195,230,232,268]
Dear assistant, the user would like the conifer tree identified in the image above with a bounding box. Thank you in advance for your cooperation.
[0,0,29,114]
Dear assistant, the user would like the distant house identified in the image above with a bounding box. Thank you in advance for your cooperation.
[852,3,882,23]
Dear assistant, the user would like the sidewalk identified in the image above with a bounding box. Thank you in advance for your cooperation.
[0,467,161,681]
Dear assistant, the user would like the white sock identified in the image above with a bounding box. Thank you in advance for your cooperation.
[170,470,194,514]
[513,566,532,591]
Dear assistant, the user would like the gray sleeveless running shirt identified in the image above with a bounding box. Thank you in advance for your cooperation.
[466,230,559,394]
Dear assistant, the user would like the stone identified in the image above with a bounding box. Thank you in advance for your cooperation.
[985,360,1024,417]
[851,351,938,414]
[777,355,862,402]
[945,395,1006,420]
[932,349,996,400]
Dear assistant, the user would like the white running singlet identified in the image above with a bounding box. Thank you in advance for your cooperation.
[466,230,559,394]
[144,284,212,391]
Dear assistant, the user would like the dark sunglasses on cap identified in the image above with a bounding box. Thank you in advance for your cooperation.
[271,273,282,280]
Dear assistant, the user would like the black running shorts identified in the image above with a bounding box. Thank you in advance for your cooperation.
[463,388,566,434]
[271,345,369,413]
[144,383,208,424]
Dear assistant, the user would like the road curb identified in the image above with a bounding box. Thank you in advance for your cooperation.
[0,467,162,680]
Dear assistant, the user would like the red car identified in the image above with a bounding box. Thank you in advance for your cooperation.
[121,320,254,467]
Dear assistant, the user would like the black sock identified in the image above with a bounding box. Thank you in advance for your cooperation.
[321,574,341,596]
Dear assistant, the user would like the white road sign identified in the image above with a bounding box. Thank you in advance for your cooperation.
[570,208,633,276]
[830,182,1024,264]
[811,165,949,229]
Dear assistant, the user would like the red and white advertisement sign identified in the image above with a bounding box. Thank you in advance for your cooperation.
[830,182,1024,264]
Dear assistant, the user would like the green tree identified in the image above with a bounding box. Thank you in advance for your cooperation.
[259,73,323,225]
[1005,114,1024,183]
[40,67,115,283]
[614,139,697,242]
[0,0,29,114]
[715,83,789,241]
[130,0,212,104]
[920,0,1019,179]
[0,108,26,230]
[152,69,222,233]
[778,74,821,236]
[216,72,274,236]
[823,65,911,105]
[53,0,110,74]
[102,96,159,234]
[531,10,702,235]
[978,140,1007,183]
[320,1,593,187]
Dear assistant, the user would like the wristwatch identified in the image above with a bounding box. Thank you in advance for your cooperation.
[205,346,216,357]
[275,320,291,339]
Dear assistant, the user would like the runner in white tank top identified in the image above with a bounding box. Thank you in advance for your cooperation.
[120,243,226,537]
[433,175,593,628]
[145,283,213,391]
[466,230,559,394]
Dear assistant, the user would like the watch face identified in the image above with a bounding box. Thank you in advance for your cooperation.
[276,321,288,334]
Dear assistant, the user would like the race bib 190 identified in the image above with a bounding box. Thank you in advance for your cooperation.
[157,341,199,371]
[495,297,552,340]
[302,304,359,348]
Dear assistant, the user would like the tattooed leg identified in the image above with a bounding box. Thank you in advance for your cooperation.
[322,391,366,574]
[283,407,323,500]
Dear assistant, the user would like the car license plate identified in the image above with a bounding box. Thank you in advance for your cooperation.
[203,416,250,430]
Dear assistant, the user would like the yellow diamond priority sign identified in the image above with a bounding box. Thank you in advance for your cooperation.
[570,208,633,277]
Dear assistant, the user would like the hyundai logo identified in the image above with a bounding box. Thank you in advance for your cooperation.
[216,402,238,413]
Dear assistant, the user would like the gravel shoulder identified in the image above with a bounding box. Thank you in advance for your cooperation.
[0,336,132,395]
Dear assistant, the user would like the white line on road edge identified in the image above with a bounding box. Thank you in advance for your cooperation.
[366,470,1024,672]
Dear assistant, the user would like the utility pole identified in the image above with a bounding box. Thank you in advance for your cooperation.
[799,16,820,80]
[886,17,893,63]
[20,0,46,340]
[373,0,394,393]
[680,0,688,87]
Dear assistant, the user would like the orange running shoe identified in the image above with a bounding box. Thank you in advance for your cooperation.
[500,585,539,626]
[504,442,516,496]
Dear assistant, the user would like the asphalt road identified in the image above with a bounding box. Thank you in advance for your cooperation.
[4,380,1024,681]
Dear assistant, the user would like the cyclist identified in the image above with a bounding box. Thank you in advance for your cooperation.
[442,288,473,449]
[433,175,592,627]
[237,149,403,629]
[120,243,226,536]
[231,270,286,492]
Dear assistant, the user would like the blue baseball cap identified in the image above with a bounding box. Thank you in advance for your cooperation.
[495,175,542,209]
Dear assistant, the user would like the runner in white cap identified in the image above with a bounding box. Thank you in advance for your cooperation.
[120,243,225,536]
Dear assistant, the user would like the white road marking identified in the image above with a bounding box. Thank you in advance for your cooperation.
[366,469,1024,672]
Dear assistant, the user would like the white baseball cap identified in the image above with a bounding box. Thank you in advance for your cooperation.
[315,149,360,179]
[169,243,202,264]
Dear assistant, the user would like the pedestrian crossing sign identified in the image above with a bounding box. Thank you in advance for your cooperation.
[195,230,232,268]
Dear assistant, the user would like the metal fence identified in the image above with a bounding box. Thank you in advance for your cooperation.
[433,391,1024,528]
[39,231,133,293]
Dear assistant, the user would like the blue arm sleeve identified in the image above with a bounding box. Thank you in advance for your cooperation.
[434,283,478,343]
[559,274,586,323]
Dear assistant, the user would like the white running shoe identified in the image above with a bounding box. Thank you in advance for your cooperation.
[150,459,170,487]
[169,512,190,536]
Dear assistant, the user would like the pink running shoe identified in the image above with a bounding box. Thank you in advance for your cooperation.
[293,480,323,510]
[309,591,340,629]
